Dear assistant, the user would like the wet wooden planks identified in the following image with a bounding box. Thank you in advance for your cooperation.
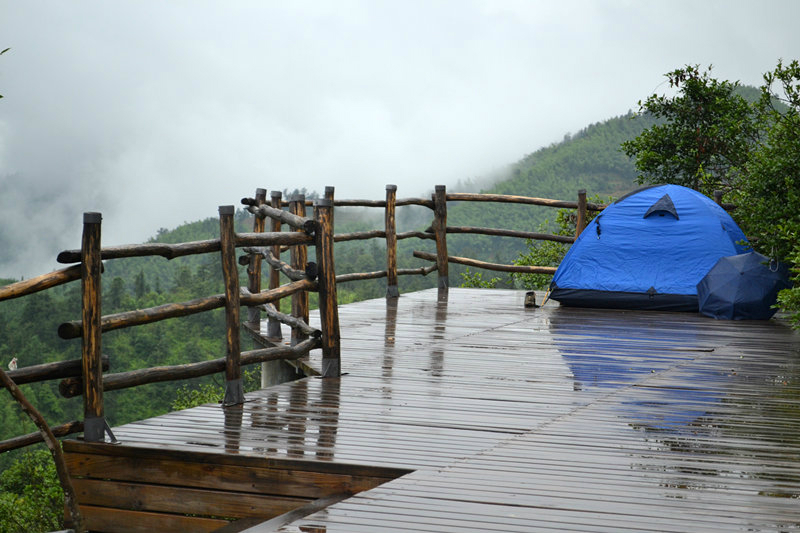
[63,288,800,532]
[273,289,800,532]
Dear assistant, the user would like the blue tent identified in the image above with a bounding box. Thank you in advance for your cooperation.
[549,184,749,311]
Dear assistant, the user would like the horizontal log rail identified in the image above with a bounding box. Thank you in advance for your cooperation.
[445,226,575,244]
[336,264,438,284]
[248,196,433,209]
[0,420,84,454]
[0,265,82,302]
[57,233,312,264]
[334,229,385,242]
[397,230,436,241]
[445,192,606,211]
[58,279,316,339]
[4,355,110,386]
[235,231,314,248]
[244,203,316,234]
[59,337,320,398]
[413,250,557,274]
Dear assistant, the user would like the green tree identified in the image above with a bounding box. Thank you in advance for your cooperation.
[732,60,800,325]
[0,449,64,533]
[621,65,759,195]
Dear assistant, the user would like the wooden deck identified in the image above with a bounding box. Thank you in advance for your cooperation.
[64,288,800,532]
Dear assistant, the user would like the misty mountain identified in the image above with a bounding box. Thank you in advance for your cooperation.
[441,111,656,269]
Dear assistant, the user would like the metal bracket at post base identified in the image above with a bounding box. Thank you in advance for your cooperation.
[223,378,244,406]
[386,285,399,298]
[83,416,118,443]
[437,276,449,290]
[321,358,340,378]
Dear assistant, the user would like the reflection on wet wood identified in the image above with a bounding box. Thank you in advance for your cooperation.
[63,289,800,532]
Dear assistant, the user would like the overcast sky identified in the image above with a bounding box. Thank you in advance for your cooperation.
[1,0,799,278]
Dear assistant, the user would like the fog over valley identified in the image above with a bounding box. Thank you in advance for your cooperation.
[1,0,798,278]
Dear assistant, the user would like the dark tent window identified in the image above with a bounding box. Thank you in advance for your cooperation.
[644,194,679,220]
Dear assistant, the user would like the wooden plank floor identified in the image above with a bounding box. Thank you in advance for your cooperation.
[73,288,800,532]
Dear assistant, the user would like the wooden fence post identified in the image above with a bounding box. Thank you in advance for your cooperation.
[81,212,105,442]
[575,189,587,238]
[385,184,399,298]
[290,194,309,346]
[267,190,283,339]
[433,185,449,290]
[713,190,723,206]
[219,206,243,406]
[314,199,341,377]
[247,188,267,327]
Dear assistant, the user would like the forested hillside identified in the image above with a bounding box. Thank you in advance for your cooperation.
[442,111,655,272]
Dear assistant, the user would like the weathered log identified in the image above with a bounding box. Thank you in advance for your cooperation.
[4,355,109,386]
[334,229,387,242]
[59,294,227,339]
[234,231,314,248]
[241,247,316,281]
[330,199,386,208]
[433,185,449,289]
[59,281,314,339]
[246,189,267,326]
[58,239,222,264]
[576,189,587,238]
[219,206,243,406]
[314,199,341,377]
[245,203,316,234]
[0,420,84,454]
[59,337,320,398]
[290,196,310,346]
[81,212,104,442]
[397,230,436,241]
[398,264,438,276]
[0,265,82,302]
[385,184,399,298]
[325,197,432,208]
[0,368,85,531]
[242,279,317,306]
[445,192,606,211]
[260,303,320,338]
[396,197,434,208]
[335,264,437,284]
[57,232,311,264]
[268,190,284,338]
[413,250,557,274]
[444,226,575,244]
[336,270,388,283]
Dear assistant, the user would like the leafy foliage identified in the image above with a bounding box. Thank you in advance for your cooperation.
[0,449,63,533]
[459,268,501,289]
[621,65,759,195]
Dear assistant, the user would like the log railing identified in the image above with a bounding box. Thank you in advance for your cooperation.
[1,193,341,453]
[251,185,602,299]
[1,183,600,453]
